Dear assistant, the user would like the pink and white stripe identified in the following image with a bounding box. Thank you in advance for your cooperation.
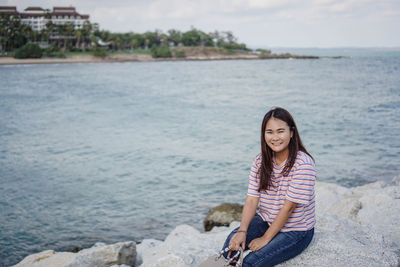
[247,151,316,232]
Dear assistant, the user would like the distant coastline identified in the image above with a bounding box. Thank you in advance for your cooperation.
[0,51,322,66]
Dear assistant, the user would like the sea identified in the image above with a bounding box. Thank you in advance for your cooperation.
[1,48,399,266]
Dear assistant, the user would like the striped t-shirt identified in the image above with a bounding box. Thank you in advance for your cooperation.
[247,151,316,231]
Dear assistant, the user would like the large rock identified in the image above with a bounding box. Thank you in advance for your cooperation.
[13,250,76,267]
[13,241,136,267]
[69,241,136,267]
[137,180,400,266]
[137,223,239,267]
[203,203,243,231]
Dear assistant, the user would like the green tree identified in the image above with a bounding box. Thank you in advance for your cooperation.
[130,33,145,49]
[199,31,214,47]
[82,20,92,51]
[181,28,201,46]
[75,29,82,50]
[167,29,182,46]
[64,22,75,51]
[143,31,157,48]
[0,14,31,51]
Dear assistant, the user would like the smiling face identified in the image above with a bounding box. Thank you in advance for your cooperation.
[264,117,293,157]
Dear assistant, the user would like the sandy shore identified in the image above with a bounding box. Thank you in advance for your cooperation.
[0,52,319,66]
[0,53,261,65]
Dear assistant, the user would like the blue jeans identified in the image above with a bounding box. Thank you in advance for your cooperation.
[222,215,314,267]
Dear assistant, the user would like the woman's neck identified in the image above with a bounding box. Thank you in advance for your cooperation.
[275,149,289,166]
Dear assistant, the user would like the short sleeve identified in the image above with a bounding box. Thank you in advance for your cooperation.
[286,161,316,205]
[247,154,261,198]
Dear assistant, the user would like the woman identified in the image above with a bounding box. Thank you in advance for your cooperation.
[222,107,316,267]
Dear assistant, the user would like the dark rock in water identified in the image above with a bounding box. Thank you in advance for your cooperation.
[204,203,243,231]
[66,246,84,253]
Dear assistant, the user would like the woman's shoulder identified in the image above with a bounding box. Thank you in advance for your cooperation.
[253,153,262,167]
[295,151,315,166]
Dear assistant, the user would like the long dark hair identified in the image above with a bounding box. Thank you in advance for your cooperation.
[258,107,313,192]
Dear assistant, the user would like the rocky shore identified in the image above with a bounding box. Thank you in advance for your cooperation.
[14,177,400,267]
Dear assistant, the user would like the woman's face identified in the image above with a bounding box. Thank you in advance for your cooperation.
[264,117,293,155]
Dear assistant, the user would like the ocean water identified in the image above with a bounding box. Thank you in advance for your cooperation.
[1,49,399,266]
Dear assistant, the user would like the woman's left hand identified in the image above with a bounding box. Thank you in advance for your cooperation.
[248,237,269,251]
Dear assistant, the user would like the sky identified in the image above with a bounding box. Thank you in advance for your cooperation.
[4,0,400,48]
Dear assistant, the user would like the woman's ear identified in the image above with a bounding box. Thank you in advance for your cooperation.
[290,127,294,138]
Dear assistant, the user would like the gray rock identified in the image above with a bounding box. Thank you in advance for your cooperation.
[136,239,163,266]
[69,241,136,267]
[13,250,76,267]
[13,241,136,267]
[138,181,400,267]
[203,203,243,231]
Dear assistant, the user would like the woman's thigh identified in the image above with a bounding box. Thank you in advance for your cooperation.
[243,228,314,267]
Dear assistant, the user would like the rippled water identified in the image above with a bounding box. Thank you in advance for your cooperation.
[1,50,399,266]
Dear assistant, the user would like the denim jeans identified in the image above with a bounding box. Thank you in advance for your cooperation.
[222,214,314,267]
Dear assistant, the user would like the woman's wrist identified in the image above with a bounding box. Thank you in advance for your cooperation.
[234,229,247,234]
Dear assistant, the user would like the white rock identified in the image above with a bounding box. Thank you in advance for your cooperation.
[141,254,186,267]
[138,181,400,267]
[69,241,136,267]
[136,239,164,266]
[13,241,136,267]
[14,180,400,267]
[13,250,76,267]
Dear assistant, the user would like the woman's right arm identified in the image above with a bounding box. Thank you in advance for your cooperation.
[229,195,259,251]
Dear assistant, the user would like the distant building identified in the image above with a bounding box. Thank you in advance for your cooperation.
[0,6,90,32]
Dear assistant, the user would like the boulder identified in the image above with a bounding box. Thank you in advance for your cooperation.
[203,203,243,231]
[138,223,239,267]
[138,180,400,266]
[69,241,136,267]
[13,250,76,267]
[14,178,400,267]
[13,241,136,267]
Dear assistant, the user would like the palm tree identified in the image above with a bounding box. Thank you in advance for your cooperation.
[65,22,75,51]
[0,15,7,52]
[82,21,92,51]
[75,29,82,50]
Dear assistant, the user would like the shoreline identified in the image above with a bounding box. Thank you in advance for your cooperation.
[0,53,321,66]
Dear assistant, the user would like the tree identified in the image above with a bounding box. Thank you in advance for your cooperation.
[224,31,237,44]
[82,20,92,51]
[143,31,157,48]
[0,14,30,51]
[167,29,182,46]
[210,31,224,46]
[130,33,145,49]
[199,31,214,47]
[181,28,201,46]
[160,33,169,47]
[75,29,82,49]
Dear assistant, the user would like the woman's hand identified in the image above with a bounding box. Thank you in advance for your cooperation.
[228,231,246,256]
[248,236,269,251]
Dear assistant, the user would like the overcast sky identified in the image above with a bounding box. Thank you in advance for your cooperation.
[4,0,400,48]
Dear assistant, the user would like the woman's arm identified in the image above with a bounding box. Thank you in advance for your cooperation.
[229,195,259,251]
[248,199,297,251]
